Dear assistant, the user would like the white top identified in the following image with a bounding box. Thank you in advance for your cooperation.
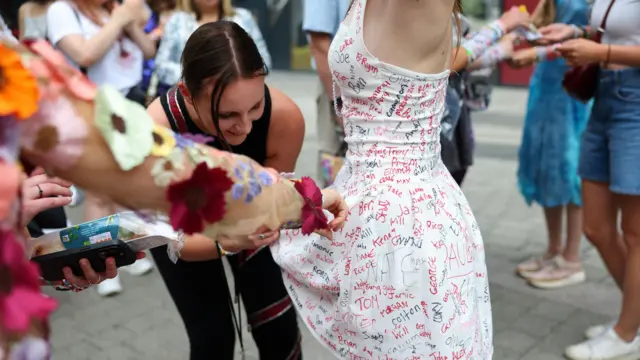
[46,1,143,93]
[591,0,640,46]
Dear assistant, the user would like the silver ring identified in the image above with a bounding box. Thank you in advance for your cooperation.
[89,274,101,286]
[259,234,266,240]
[36,184,43,199]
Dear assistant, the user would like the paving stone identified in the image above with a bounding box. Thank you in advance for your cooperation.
[512,311,563,339]
[492,346,522,360]
[520,349,565,360]
[493,329,538,355]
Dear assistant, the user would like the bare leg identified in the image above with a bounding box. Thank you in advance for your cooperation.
[613,195,640,341]
[582,180,625,289]
[543,206,564,257]
[563,204,583,262]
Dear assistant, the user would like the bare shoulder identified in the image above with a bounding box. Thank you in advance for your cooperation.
[264,86,305,171]
[268,86,305,136]
[146,98,171,128]
[18,2,32,16]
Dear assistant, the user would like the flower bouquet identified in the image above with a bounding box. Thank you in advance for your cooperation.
[0,38,332,357]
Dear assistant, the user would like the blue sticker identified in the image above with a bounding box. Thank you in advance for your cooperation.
[59,214,121,249]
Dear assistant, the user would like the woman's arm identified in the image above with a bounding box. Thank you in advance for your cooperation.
[605,45,640,67]
[154,13,184,86]
[467,33,516,71]
[125,22,156,59]
[236,8,272,70]
[46,1,132,68]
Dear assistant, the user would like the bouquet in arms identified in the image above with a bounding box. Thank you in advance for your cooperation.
[0,38,334,357]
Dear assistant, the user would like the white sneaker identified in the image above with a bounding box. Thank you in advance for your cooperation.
[96,275,123,297]
[586,322,640,340]
[122,257,154,276]
[566,328,640,360]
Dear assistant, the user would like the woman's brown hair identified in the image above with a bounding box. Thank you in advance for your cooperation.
[176,0,235,19]
[180,21,267,150]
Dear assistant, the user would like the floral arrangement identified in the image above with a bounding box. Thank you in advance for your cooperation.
[0,38,329,358]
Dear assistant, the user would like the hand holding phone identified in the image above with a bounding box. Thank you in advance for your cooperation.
[34,240,138,282]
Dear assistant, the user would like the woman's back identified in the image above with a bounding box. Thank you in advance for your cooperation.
[353,0,454,74]
[331,0,452,184]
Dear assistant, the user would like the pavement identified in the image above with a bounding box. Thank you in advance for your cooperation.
[45,71,620,360]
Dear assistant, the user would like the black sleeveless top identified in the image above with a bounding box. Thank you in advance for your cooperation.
[160,85,272,165]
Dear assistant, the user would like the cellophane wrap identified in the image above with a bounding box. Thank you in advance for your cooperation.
[9,39,326,254]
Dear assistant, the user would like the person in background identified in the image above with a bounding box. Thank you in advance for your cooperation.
[141,0,176,100]
[46,0,157,297]
[18,0,53,40]
[538,0,640,356]
[303,0,351,185]
[154,0,271,93]
[509,0,590,290]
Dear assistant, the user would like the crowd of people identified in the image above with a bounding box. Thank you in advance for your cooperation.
[0,0,639,359]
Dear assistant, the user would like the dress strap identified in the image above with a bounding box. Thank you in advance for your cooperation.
[161,87,189,133]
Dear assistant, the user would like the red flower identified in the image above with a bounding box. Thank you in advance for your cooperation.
[293,177,329,235]
[0,231,57,333]
[167,163,234,234]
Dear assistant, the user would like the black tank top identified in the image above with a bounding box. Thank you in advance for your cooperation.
[160,85,272,165]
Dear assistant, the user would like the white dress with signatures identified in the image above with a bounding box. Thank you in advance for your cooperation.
[270,0,493,358]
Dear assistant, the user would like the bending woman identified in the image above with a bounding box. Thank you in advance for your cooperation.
[146,22,303,360]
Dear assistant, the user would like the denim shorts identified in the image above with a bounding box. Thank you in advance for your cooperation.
[579,68,640,195]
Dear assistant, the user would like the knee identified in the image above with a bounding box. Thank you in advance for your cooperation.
[621,223,640,250]
[583,223,614,249]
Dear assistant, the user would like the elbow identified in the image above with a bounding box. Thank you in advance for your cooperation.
[76,53,100,68]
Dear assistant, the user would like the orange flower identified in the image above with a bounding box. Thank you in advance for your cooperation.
[0,44,39,120]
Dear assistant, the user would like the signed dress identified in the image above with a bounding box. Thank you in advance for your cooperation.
[270,0,493,358]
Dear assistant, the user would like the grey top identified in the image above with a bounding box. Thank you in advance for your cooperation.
[22,7,48,39]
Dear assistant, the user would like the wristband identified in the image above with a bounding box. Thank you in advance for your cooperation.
[45,279,89,292]
[571,25,582,39]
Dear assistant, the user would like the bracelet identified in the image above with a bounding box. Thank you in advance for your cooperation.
[581,26,590,39]
[215,241,236,257]
[45,279,89,293]
[571,25,582,39]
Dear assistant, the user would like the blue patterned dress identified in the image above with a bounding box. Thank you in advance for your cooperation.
[517,0,591,207]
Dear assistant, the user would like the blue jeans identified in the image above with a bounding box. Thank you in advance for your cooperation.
[579,68,640,195]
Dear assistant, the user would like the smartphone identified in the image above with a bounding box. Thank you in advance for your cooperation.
[33,240,137,281]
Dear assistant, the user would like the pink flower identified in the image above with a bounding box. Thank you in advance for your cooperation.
[293,177,329,235]
[0,230,57,333]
